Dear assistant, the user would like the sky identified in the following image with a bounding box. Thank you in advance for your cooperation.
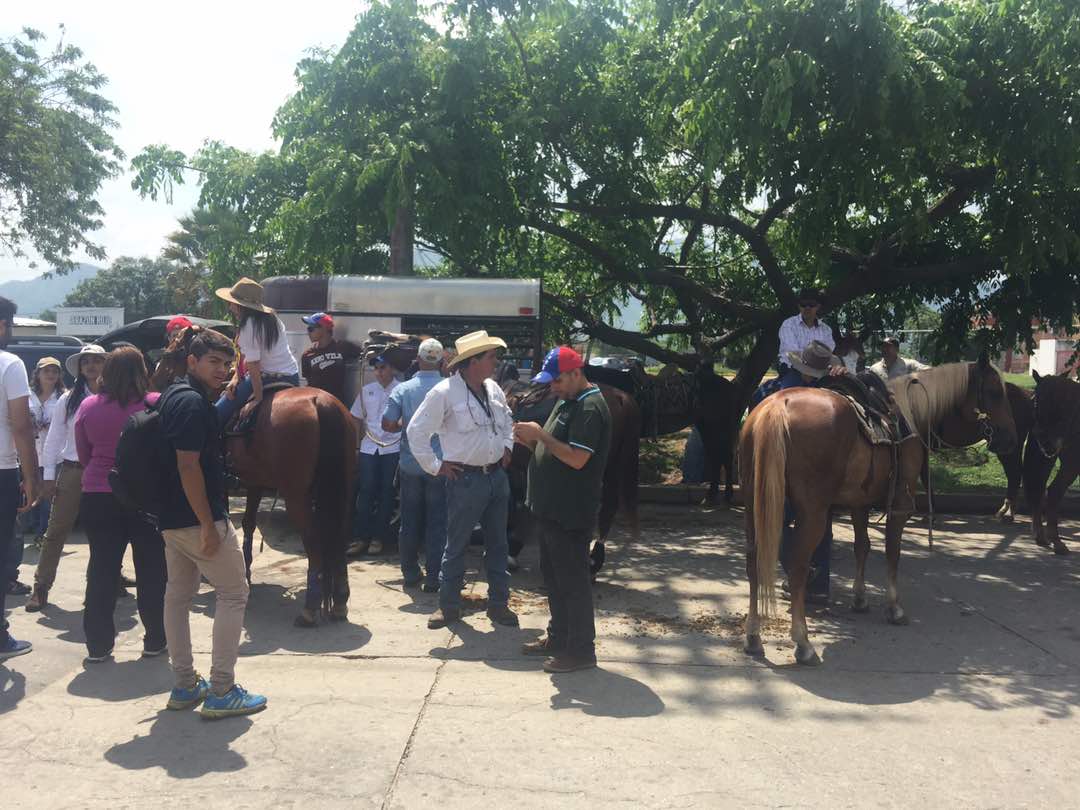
[0,1,368,281]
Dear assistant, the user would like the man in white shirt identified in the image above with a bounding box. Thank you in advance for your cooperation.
[869,336,930,381]
[777,288,835,388]
[407,331,517,630]
[349,355,400,556]
[0,296,41,660]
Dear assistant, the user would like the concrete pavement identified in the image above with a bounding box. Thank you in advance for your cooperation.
[1,502,1078,808]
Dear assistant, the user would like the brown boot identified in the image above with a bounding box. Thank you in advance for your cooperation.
[427,607,462,629]
[522,636,564,656]
[486,604,519,627]
[26,584,48,612]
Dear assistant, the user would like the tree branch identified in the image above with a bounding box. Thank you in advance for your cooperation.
[754,192,800,235]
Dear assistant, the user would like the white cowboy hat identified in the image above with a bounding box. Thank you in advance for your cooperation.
[214,277,275,314]
[447,330,507,368]
[65,343,108,378]
[787,340,842,380]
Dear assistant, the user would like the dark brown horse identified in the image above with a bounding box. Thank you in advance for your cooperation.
[1026,371,1080,555]
[740,359,1018,666]
[503,379,642,572]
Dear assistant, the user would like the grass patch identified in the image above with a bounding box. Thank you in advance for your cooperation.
[1003,372,1035,389]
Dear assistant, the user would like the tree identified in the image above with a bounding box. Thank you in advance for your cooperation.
[62,256,193,322]
[0,27,122,269]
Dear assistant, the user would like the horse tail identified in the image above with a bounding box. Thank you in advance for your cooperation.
[751,400,789,618]
[620,395,642,542]
[313,395,352,613]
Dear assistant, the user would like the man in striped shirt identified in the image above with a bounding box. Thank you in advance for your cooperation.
[777,288,835,389]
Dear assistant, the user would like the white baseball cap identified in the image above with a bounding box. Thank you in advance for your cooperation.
[417,338,444,363]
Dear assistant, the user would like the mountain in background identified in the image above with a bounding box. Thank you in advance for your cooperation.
[0,264,100,317]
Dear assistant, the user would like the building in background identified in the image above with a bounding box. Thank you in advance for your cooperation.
[54,307,125,340]
[12,316,57,337]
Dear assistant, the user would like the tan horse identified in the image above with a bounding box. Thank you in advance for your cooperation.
[740,359,1018,665]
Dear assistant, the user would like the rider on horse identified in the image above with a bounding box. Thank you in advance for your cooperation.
[214,278,300,428]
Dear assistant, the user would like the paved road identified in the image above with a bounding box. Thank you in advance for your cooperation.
[2,503,1078,808]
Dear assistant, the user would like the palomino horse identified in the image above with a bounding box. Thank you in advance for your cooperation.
[740,359,1018,666]
[502,378,642,575]
[1026,371,1080,555]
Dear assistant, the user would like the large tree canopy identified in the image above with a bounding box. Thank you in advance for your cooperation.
[132,0,1080,404]
[0,27,122,269]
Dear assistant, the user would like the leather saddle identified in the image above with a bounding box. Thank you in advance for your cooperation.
[225,380,297,437]
[818,372,909,445]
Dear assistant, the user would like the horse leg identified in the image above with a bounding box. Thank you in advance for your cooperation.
[241,487,263,584]
[789,507,826,666]
[282,490,321,628]
[996,448,1021,523]
[883,510,912,625]
[1023,448,1054,549]
[743,508,764,657]
[1045,460,1077,556]
[851,507,871,613]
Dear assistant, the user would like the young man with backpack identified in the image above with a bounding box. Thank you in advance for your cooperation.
[156,328,267,718]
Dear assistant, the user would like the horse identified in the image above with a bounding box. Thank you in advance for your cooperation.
[934,382,1034,522]
[585,362,738,505]
[833,333,866,374]
[502,377,642,576]
[740,358,1018,666]
[1026,371,1080,555]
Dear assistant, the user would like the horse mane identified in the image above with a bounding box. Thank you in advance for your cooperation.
[887,361,1004,435]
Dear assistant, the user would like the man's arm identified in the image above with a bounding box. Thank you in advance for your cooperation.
[777,316,799,359]
[41,394,67,481]
[514,420,592,470]
[176,450,221,556]
[406,385,447,476]
[381,390,403,433]
[10,396,39,508]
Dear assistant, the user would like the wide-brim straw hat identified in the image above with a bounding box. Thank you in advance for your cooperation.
[65,343,108,378]
[447,330,507,368]
[787,340,841,380]
[215,277,275,314]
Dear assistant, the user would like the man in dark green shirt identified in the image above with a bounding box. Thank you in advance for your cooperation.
[514,347,611,673]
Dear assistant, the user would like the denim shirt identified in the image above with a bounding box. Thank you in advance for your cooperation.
[382,371,444,476]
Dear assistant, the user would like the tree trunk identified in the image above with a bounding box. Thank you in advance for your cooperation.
[389,174,415,277]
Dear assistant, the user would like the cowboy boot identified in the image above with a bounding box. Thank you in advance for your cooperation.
[26,584,48,612]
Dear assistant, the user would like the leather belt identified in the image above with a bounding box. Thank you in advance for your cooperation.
[60,460,84,470]
[454,462,500,475]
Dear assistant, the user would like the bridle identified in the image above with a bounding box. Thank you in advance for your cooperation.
[971,364,995,445]
[1030,382,1079,460]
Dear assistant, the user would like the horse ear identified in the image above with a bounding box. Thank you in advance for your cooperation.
[1032,370,1042,383]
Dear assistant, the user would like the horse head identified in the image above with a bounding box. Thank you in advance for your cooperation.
[968,354,1018,455]
[1030,370,1079,458]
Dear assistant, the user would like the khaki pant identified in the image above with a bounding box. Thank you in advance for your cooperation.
[162,520,249,695]
[33,462,83,590]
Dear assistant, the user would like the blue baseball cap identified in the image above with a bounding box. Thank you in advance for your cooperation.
[302,312,334,329]
[531,347,585,384]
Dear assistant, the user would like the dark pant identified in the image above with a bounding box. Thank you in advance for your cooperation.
[780,501,832,596]
[0,469,20,646]
[215,372,301,427]
[81,492,168,657]
[398,469,447,586]
[353,451,398,542]
[536,515,596,657]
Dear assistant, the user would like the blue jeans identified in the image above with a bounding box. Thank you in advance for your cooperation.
[398,469,447,586]
[0,469,19,644]
[440,466,510,611]
[680,427,706,484]
[777,364,805,389]
[353,452,398,542]
[215,372,300,426]
[780,501,832,596]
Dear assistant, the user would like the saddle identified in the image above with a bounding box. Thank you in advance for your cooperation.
[818,372,909,446]
[225,380,297,437]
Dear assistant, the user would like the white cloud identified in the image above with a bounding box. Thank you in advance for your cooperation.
[0,1,365,280]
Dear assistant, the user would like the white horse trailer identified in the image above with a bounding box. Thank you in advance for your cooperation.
[261,275,542,403]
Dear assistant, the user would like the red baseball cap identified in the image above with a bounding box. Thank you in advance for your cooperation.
[166,316,193,333]
[531,347,585,384]
[302,312,334,329]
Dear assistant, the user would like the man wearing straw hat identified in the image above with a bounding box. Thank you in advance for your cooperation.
[406,330,518,629]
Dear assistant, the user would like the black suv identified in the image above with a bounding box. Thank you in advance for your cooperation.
[5,335,85,385]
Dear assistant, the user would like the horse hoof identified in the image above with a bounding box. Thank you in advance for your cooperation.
[886,608,910,626]
[744,634,765,657]
[998,512,1014,524]
[851,597,870,614]
[1053,542,1070,556]
[294,611,318,628]
[795,645,821,666]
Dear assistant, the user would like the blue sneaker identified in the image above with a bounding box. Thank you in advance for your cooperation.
[167,676,209,710]
[200,684,267,719]
[0,637,32,661]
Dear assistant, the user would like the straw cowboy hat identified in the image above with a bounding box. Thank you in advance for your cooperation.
[65,343,108,378]
[447,330,507,368]
[214,277,275,314]
[787,340,842,380]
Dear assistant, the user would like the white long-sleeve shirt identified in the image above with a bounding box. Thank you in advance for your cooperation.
[406,373,514,476]
[351,379,401,456]
[777,314,834,368]
[41,390,79,481]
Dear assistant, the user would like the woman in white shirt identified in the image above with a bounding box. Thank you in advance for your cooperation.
[25,357,65,543]
[214,277,300,426]
[26,345,106,611]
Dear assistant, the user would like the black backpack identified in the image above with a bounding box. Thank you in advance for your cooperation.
[109,383,195,525]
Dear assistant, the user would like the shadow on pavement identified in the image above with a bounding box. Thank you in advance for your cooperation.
[105,710,252,777]
[549,668,665,718]
[239,583,372,656]
[68,657,171,702]
[0,666,27,714]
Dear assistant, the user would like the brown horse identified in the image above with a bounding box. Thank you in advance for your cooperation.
[503,379,641,573]
[740,359,1018,666]
[1026,371,1080,555]
[229,388,356,626]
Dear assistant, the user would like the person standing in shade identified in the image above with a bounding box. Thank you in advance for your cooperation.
[776,288,834,389]
[25,357,65,543]
[26,345,107,612]
[0,296,41,661]
[159,328,267,719]
[406,331,518,630]
[513,347,611,673]
[300,312,364,404]
[349,355,400,556]
[868,336,930,381]
[381,338,447,592]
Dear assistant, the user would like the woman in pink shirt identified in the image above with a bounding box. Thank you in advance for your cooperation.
[75,347,167,663]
